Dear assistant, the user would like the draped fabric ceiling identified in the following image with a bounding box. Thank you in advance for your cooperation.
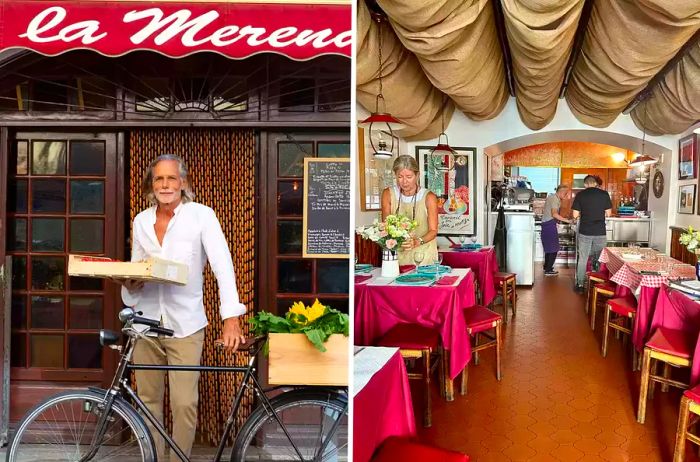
[357,0,700,140]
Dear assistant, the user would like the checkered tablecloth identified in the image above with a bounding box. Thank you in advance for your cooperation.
[599,247,696,293]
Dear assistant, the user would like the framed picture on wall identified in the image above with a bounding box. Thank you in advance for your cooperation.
[679,184,696,214]
[678,134,697,180]
[415,145,477,235]
[357,127,398,211]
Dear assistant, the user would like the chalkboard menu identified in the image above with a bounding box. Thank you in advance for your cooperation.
[303,158,350,258]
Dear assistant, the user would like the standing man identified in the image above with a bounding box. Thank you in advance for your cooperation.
[572,175,612,292]
[541,185,572,277]
[120,154,246,461]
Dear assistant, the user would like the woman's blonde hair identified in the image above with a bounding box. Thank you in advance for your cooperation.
[142,154,195,205]
[392,155,419,175]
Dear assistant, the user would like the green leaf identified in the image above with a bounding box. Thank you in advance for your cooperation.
[303,328,328,352]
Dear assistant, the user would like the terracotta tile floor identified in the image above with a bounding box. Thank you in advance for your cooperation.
[412,267,700,461]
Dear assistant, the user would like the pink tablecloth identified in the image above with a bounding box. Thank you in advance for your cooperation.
[354,348,415,462]
[649,285,700,386]
[599,247,696,350]
[440,247,498,305]
[354,270,476,379]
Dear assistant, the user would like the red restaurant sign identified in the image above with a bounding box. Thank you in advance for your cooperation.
[0,1,351,60]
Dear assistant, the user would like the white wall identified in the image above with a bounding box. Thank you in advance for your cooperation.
[668,125,700,235]
[357,97,680,250]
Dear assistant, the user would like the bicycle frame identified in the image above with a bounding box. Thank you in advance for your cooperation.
[92,333,323,462]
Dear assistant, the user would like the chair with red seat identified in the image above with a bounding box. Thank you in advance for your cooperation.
[371,436,470,462]
[601,296,639,369]
[585,271,609,314]
[637,327,695,424]
[589,281,615,330]
[460,305,502,395]
[494,272,516,323]
[377,323,442,427]
[673,383,700,461]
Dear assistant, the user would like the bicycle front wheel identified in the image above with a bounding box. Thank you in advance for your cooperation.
[6,389,156,462]
[232,389,348,462]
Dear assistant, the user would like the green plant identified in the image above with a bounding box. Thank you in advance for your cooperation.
[679,226,700,252]
[249,300,349,352]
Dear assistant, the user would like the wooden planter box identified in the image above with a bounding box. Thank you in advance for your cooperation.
[68,254,188,285]
[268,333,348,386]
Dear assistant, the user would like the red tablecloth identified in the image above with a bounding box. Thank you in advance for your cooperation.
[440,247,498,305]
[354,269,476,379]
[353,348,416,462]
[599,248,696,350]
[649,285,700,386]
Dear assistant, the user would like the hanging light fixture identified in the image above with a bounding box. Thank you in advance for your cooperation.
[628,102,658,184]
[428,96,460,172]
[359,12,404,160]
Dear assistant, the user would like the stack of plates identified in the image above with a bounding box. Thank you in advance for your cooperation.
[454,243,481,252]
[355,263,374,274]
[416,265,452,275]
[394,274,434,286]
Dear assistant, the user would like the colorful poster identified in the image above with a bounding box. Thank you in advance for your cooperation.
[415,146,477,235]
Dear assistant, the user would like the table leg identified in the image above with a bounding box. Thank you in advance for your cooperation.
[442,350,454,401]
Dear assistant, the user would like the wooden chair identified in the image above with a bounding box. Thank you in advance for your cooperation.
[601,296,639,370]
[589,281,615,330]
[673,383,700,461]
[494,272,516,324]
[377,323,443,427]
[372,436,470,462]
[460,305,502,395]
[585,271,608,314]
[637,327,694,424]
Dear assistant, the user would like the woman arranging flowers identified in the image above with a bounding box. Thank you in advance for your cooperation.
[381,155,439,266]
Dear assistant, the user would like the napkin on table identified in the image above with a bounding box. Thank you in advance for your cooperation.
[435,275,459,286]
[355,275,372,284]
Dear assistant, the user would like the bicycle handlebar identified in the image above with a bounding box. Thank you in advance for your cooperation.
[148,326,175,336]
[119,307,174,337]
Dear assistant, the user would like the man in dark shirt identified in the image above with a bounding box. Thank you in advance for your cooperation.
[572,175,612,291]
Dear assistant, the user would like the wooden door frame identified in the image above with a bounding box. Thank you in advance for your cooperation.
[259,131,349,316]
[6,130,124,423]
[0,126,9,445]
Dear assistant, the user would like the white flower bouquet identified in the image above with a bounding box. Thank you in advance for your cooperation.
[356,214,418,251]
[679,226,700,253]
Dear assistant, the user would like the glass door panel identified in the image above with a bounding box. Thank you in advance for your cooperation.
[7,132,119,418]
[263,132,350,316]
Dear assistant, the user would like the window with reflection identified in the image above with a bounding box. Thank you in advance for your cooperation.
[32,141,66,175]
[9,134,110,375]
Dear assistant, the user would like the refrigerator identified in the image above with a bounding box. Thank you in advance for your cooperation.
[489,211,535,285]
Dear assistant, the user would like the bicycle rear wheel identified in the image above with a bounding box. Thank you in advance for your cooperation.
[6,389,156,462]
[232,389,348,462]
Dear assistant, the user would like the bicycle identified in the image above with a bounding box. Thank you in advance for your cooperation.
[6,307,348,462]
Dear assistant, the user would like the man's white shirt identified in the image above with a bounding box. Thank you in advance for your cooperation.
[121,201,246,338]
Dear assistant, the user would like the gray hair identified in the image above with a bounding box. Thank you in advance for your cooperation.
[142,154,195,205]
[583,175,598,187]
[556,184,569,192]
[392,155,419,175]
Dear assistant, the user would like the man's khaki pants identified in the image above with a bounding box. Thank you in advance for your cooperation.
[133,329,205,462]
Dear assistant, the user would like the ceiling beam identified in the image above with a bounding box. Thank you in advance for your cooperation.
[623,29,700,114]
[559,0,594,99]
[491,0,515,97]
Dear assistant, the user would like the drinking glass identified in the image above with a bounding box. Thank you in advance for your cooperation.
[434,254,443,281]
[413,251,424,272]
[470,235,478,245]
[458,235,467,247]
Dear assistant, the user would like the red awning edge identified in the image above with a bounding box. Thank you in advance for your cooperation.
[0,1,351,60]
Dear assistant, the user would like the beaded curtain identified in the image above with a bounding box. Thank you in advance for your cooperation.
[128,128,256,445]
